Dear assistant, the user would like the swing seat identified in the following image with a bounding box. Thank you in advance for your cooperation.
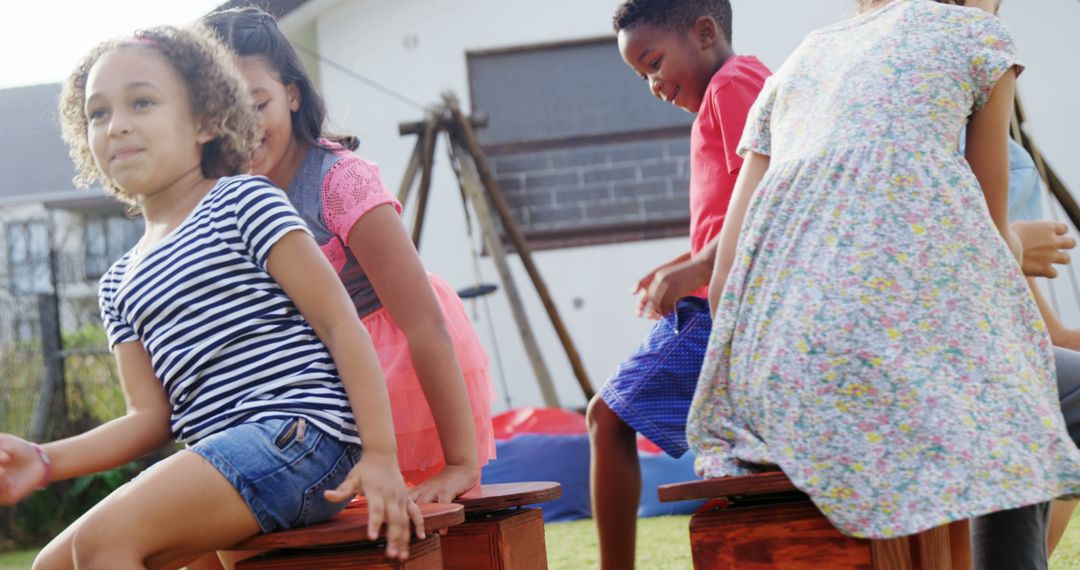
[226,502,464,569]
[658,471,959,569]
[440,482,562,570]
[456,283,498,299]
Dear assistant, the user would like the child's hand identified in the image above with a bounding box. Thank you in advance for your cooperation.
[324,451,425,560]
[632,255,692,319]
[1013,220,1075,278]
[641,259,711,317]
[408,464,479,504]
[0,434,47,505]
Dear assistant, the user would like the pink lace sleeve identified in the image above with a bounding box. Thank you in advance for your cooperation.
[321,154,403,242]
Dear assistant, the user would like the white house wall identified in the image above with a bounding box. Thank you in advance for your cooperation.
[298,0,1080,411]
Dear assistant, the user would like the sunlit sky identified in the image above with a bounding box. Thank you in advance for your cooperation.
[0,0,226,89]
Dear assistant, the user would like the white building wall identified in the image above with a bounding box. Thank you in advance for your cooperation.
[288,0,1080,411]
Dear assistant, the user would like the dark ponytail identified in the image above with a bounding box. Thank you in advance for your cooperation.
[202,6,359,151]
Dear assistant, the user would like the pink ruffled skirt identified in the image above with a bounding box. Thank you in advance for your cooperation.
[361,274,496,485]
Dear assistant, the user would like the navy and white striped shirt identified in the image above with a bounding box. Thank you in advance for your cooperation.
[98,176,359,445]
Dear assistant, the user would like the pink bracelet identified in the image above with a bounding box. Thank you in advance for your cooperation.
[30,443,51,490]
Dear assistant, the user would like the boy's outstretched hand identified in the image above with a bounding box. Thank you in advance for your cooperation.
[0,434,46,505]
[324,450,425,561]
[634,255,710,318]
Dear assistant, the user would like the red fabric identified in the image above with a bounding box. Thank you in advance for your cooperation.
[688,55,772,298]
[491,407,666,453]
[362,275,495,485]
[492,407,586,439]
[636,436,664,454]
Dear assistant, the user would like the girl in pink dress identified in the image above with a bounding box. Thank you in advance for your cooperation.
[202,7,495,501]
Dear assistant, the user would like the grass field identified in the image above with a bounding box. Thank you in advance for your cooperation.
[2,509,1078,569]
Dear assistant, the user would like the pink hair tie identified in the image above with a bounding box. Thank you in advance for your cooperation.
[30,442,52,490]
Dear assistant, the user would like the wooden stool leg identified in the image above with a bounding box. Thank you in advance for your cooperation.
[948,520,970,570]
[914,524,954,569]
[688,501,872,569]
[441,507,547,570]
[871,524,953,570]
[235,534,443,569]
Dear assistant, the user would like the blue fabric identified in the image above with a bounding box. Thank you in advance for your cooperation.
[958,136,1043,222]
[637,451,706,517]
[481,434,592,522]
[1007,138,1044,222]
[599,296,712,457]
[190,416,361,533]
[480,433,705,522]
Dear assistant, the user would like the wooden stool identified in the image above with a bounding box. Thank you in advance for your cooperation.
[440,481,562,570]
[226,502,464,569]
[659,472,960,569]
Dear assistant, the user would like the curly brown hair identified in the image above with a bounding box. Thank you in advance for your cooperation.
[59,25,258,205]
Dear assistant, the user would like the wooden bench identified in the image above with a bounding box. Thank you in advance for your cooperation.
[225,502,464,569]
[440,481,562,570]
[659,471,960,569]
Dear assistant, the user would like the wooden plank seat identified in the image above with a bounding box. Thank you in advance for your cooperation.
[659,472,959,570]
[441,481,562,570]
[225,502,464,569]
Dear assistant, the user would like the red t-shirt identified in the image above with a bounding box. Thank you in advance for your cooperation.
[689,55,772,262]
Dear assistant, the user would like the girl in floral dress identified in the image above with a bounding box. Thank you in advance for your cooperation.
[686,0,1080,539]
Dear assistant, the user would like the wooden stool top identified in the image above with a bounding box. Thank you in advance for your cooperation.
[658,471,797,503]
[226,502,464,551]
[454,482,562,513]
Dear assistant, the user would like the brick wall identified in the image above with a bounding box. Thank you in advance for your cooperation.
[490,135,692,249]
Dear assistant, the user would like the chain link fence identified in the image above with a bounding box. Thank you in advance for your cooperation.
[0,213,131,549]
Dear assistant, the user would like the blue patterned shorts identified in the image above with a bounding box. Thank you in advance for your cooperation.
[600,296,711,457]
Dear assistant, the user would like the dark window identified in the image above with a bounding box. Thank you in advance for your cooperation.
[84,214,141,280]
[14,316,37,342]
[5,220,51,296]
[467,38,694,249]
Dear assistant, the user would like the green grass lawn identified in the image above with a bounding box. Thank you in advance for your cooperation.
[546,515,693,569]
[543,508,1080,570]
[2,509,1078,569]
[0,550,35,570]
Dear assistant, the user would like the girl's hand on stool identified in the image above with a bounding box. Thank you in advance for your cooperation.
[0,434,48,505]
[324,450,425,560]
[409,463,479,504]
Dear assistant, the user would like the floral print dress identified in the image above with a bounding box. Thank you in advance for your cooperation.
[686,0,1080,538]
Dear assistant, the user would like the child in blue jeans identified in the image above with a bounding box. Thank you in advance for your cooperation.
[0,25,422,567]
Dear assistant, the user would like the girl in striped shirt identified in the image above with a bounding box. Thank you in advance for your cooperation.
[0,24,423,567]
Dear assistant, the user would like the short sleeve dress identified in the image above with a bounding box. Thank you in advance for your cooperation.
[686,0,1080,538]
[286,140,495,484]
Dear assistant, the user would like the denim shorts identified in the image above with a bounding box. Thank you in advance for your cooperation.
[190,416,361,533]
[599,296,712,458]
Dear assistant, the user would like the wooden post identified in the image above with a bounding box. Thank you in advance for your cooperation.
[397,135,424,207]
[30,257,65,442]
[448,139,561,407]
[411,115,439,249]
[445,94,595,400]
[400,114,488,137]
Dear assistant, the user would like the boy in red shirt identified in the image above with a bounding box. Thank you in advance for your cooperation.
[587,1,770,567]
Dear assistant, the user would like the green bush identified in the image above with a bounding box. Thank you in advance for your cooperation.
[0,323,163,552]
[1,461,144,548]
[0,339,43,438]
